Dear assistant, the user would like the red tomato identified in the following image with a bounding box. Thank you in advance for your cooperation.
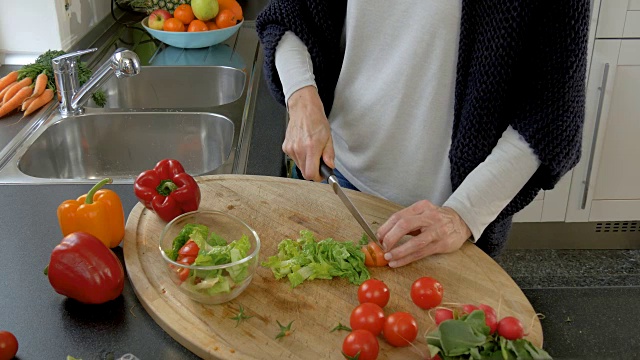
[178,240,200,258]
[350,303,386,336]
[176,256,195,282]
[342,329,379,360]
[382,312,418,347]
[0,331,18,360]
[362,242,388,267]
[434,308,454,325]
[498,316,524,340]
[358,279,390,308]
[410,277,444,309]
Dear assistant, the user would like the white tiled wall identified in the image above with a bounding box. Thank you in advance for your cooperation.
[0,0,110,64]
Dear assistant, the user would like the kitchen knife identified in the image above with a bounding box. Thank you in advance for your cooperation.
[319,162,383,248]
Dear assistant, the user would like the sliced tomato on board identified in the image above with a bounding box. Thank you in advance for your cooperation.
[362,242,388,267]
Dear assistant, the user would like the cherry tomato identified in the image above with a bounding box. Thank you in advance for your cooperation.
[0,331,18,360]
[342,329,379,360]
[382,312,418,347]
[358,279,390,308]
[176,256,195,282]
[410,277,443,309]
[350,303,386,336]
[498,316,524,340]
[178,240,200,258]
[362,242,388,267]
[434,308,454,325]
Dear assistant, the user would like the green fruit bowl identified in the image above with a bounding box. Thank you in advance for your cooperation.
[141,17,243,49]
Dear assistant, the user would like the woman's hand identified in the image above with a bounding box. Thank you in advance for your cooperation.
[285,86,335,181]
[377,200,471,268]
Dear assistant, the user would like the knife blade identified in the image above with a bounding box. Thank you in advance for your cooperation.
[319,162,383,248]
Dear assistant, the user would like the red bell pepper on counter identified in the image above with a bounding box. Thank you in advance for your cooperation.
[45,232,125,304]
[133,159,201,222]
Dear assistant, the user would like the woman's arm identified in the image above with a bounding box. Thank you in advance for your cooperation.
[378,126,540,267]
[275,31,317,104]
[443,126,540,241]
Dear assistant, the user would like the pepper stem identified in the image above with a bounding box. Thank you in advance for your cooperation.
[157,179,179,196]
[43,265,49,276]
[85,178,113,204]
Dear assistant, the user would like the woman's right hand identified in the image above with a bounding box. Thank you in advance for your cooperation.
[284,86,335,182]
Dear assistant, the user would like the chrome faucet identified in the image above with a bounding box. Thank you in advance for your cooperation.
[52,48,141,117]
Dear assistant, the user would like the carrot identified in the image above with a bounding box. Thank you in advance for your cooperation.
[27,73,47,100]
[0,86,33,118]
[0,71,19,93]
[21,97,36,111]
[3,77,32,104]
[23,88,54,117]
[0,81,16,103]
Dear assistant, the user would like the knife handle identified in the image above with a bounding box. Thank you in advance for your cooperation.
[319,160,335,180]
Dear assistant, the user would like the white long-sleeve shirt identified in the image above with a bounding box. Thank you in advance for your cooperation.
[274,1,540,241]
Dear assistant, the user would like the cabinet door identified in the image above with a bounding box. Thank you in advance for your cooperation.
[589,40,640,220]
[566,39,622,222]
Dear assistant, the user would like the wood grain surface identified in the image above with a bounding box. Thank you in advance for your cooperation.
[123,175,543,359]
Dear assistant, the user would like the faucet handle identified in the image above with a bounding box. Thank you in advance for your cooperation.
[51,48,98,72]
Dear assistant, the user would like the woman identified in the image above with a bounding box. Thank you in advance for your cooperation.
[256,1,589,267]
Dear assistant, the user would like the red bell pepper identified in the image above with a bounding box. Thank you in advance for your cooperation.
[133,159,201,222]
[45,232,125,304]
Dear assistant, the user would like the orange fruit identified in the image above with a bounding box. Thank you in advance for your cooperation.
[205,21,219,31]
[218,0,243,21]
[215,9,237,29]
[188,19,209,32]
[174,4,195,25]
[163,18,186,32]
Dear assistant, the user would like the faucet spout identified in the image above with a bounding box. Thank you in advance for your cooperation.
[53,48,141,117]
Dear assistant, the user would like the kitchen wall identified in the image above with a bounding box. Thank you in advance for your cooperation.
[0,0,110,65]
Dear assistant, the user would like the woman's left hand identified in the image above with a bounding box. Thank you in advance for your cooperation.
[377,200,471,268]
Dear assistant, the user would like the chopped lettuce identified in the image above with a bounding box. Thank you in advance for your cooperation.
[262,230,370,288]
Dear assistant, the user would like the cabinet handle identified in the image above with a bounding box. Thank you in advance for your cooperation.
[581,63,610,209]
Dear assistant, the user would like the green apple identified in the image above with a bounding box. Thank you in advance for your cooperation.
[191,0,219,21]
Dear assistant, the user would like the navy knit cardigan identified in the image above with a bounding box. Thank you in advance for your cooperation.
[256,1,590,257]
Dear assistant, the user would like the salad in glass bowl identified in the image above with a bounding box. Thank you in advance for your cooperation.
[159,210,260,304]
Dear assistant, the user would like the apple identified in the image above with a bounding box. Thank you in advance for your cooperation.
[191,0,219,21]
[148,9,171,30]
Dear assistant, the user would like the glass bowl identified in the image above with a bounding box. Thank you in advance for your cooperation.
[159,210,260,304]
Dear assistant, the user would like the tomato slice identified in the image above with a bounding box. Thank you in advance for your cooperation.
[178,239,200,258]
[362,242,388,267]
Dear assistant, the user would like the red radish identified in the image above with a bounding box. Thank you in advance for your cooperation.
[462,304,479,314]
[478,304,497,318]
[485,313,498,334]
[434,308,454,325]
[498,316,525,340]
[478,304,498,333]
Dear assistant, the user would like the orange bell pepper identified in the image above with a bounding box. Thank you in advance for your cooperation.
[57,178,125,248]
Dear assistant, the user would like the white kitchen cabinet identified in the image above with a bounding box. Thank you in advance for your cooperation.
[566,39,640,222]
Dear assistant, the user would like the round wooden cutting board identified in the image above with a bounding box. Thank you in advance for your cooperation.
[123,175,542,359]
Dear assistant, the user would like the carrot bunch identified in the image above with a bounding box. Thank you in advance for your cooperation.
[0,71,54,119]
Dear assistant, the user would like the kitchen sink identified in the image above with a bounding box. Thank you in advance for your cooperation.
[87,66,246,109]
[17,112,234,180]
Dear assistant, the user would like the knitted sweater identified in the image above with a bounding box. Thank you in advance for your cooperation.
[256,1,589,257]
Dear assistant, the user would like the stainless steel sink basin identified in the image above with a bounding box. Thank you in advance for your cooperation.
[87,66,246,109]
[17,112,234,180]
